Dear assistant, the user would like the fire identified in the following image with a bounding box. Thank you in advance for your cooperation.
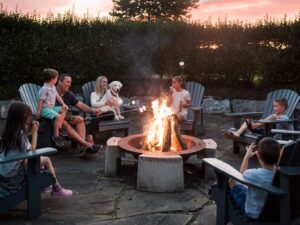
[144,98,186,152]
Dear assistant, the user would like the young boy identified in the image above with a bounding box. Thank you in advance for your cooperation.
[36,68,69,147]
[229,137,280,219]
[231,98,293,138]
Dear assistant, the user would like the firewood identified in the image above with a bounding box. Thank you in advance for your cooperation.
[173,115,187,150]
[162,116,172,152]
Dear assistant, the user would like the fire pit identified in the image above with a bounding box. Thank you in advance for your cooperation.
[118,133,205,160]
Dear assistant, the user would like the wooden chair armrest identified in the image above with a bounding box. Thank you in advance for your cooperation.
[203,158,285,196]
[191,106,202,111]
[279,167,300,177]
[0,148,57,164]
[271,129,300,135]
[255,119,294,124]
[225,112,263,117]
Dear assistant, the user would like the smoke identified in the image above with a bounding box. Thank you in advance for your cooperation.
[122,29,169,79]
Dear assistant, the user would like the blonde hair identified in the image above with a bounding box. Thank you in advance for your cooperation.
[95,76,108,96]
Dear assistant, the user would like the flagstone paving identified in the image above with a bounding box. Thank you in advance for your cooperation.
[0,112,249,225]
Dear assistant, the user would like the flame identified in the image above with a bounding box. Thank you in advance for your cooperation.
[144,98,184,152]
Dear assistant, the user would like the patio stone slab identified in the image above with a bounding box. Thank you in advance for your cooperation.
[192,202,216,225]
[41,187,122,215]
[0,213,111,225]
[117,188,209,218]
[87,213,193,225]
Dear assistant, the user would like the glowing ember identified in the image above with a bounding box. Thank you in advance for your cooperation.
[144,98,186,152]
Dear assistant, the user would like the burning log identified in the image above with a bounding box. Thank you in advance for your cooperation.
[172,115,187,150]
[162,116,172,152]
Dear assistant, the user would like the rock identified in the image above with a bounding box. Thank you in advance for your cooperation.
[0,100,20,119]
[202,96,231,113]
[231,99,265,113]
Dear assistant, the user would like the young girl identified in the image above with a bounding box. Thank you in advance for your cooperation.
[0,102,72,197]
[169,76,192,122]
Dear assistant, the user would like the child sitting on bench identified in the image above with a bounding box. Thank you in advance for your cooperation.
[0,103,72,197]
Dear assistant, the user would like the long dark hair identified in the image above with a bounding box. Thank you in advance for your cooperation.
[0,102,32,156]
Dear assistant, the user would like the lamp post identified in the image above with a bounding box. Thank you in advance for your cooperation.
[179,60,185,76]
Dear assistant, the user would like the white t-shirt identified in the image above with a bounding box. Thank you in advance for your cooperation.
[38,83,58,108]
[243,168,274,219]
[171,89,191,120]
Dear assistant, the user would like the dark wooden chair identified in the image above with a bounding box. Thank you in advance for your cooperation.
[0,147,56,219]
[178,81,206,137]
[224,89,300,153]
[81,81,130,136]
[203,140,300,225]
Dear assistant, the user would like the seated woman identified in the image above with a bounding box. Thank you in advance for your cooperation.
[88,76,115,135]
[231,98,293,138]
[168,76,191,122]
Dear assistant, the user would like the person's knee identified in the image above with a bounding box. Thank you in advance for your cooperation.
[55,114,62,121]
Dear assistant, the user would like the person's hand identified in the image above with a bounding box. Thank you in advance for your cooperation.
[105,99,115,107]
[169,86,175,94]
[179,101,185,108]
[31,120,39,133]
[245,142,257,159]
[71,115,84,124]
[35,112,41,120]
[93,108,102,117]
[62,104,69,111]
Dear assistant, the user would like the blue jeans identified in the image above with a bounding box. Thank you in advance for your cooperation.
[230,184,248,219]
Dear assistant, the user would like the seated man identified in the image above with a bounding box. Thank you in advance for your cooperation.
[56,74,102,157]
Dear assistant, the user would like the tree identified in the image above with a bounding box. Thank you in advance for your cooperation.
[110,0,200,22]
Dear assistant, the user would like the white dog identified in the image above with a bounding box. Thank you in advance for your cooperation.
[99,81,124,120]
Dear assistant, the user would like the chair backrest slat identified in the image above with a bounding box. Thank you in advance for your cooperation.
[262,89,300,118]
[185,82,205,120]
[82,81,96,106]
[18,83,41,113]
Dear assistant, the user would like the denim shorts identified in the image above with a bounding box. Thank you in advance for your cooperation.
[41,106,61,119]
[231,184,247,217]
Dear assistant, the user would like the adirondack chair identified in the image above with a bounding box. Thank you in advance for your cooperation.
[224,89,300,153]
[19,83,54,148]
[179,81,205,137]
[0,148,56,219]
[203,140,300,225]
[81,81,130,136]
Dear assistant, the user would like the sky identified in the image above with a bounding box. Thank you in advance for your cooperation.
[1,0,299,23]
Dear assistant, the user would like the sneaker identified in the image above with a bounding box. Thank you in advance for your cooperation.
[52,135,64,147]
[87,144,102,154]
[42,185,53,193]
[59,128,68,137]
[51,185,73,197]
[78,146,89,158]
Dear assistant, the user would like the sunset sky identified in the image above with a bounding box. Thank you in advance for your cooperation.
[1,0,299,23]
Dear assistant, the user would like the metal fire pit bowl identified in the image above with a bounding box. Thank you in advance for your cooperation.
[118,134,206,159]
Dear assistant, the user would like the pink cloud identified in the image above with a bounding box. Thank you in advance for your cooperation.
[191,0,300,22]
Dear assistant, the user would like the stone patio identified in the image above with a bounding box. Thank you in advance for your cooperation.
[0,110,253,225]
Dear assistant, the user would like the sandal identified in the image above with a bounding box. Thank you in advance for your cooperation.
[245,118,254,132]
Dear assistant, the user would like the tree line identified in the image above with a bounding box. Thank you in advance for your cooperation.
[0,10,299,99]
